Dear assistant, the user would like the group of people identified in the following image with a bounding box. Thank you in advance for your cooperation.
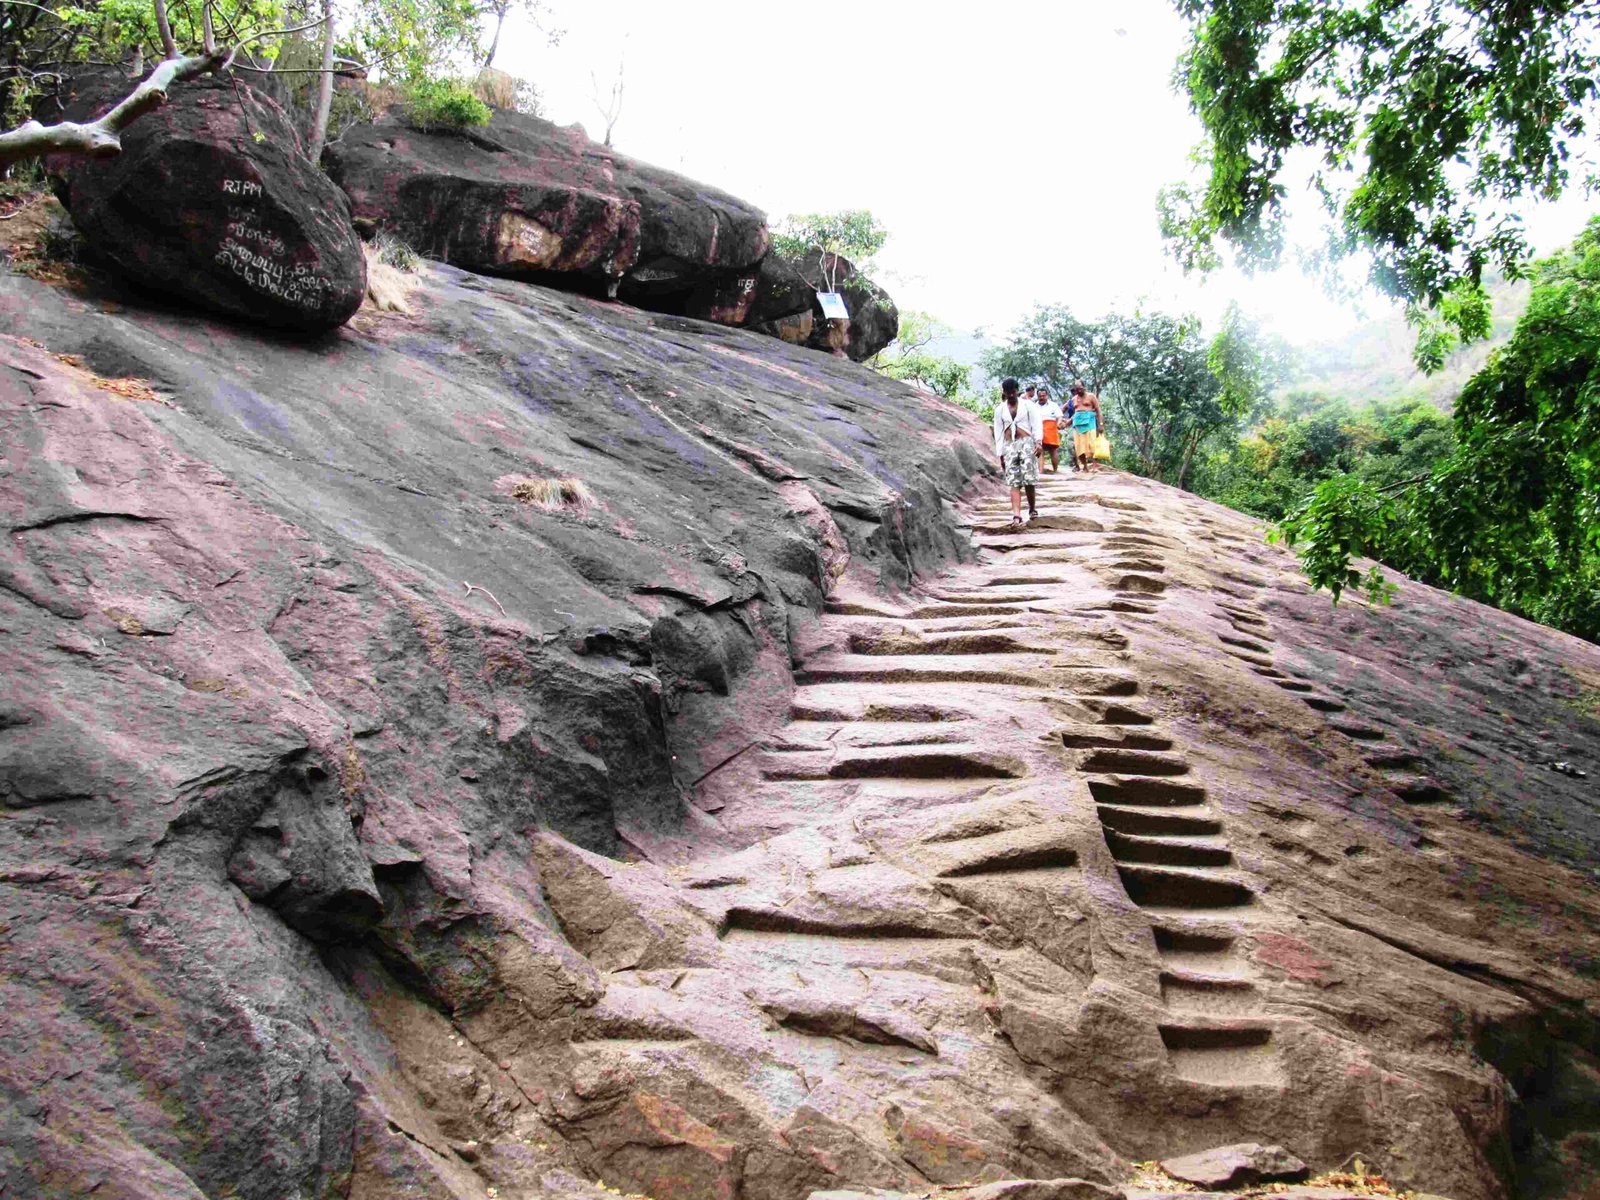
[991,377,1104,526]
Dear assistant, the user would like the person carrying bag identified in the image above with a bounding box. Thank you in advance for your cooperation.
[1068,382,1102,472]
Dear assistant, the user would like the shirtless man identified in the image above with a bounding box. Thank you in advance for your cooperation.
[1068,382,1102,472]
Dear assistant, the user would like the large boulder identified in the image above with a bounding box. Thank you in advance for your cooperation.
[745,252,816,344]
[46,75,366,334]
[324,109,770,323]
[793,249,899,361]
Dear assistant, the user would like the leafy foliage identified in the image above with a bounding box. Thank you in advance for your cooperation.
[344,0,483,83]
[1163,0,1600,354]
[1269,218,1600,641]
[772,209,888,288]
[1194,393,1456,520]
[869,310,974,400]
[1,0,538,151]
[402,75,490,129]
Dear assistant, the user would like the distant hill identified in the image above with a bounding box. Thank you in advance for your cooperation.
[924,326,997,385]
[1283,276,1530,410]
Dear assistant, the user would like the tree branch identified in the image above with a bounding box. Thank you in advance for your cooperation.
[0,49,227,167]
[154,0,179,60]
[1375,472,1430,494]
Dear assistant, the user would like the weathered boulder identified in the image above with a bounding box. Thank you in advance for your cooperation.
[745,253,816,344]
[324,109,769,322]
[1160,1143,1309,1189]
[45,75,365,333]
[793,249,899,361]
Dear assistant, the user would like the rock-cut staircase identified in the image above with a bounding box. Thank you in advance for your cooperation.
[704,468,1290,1093]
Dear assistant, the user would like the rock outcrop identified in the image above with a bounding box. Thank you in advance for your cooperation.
[794,249,899,361]
[1159,1144,1309,1189]
[746,252,818,344]
[325,110,771,324]
[0,259,986,1199]
[45,75,366,334]
[1,251,1597,1200]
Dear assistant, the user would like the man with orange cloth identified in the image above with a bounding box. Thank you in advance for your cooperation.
[1035,384,1063,472]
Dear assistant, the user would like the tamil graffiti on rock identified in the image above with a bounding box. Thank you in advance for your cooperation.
[214,177,332,310]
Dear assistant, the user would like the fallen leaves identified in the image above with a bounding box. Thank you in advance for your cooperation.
[46,351,174,407]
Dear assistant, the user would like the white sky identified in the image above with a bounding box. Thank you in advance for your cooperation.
[499,0,1592,345]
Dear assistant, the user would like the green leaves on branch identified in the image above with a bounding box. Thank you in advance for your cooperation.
[1273,476,1400,605]
[772,210,888,276]
[403,76,490,129]
[344,0,483,83]
[870,310,977,405]
[1165,0,1600,352]
[1269,217,1600,642]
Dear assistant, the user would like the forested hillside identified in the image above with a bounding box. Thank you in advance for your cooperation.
[1286,275,1531,411]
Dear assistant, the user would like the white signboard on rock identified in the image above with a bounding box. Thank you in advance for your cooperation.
[816,291,850,320]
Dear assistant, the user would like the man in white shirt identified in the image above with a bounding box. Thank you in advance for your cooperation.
[992,377,1044,526]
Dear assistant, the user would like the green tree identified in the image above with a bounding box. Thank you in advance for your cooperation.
[979,304,1122,396]
[983,304,1275,489]
[1162,0,1600,357]
[869,310,973,399]
[772,209,888,291]
[0,0,504,168]
[1189,394,1456,522]
[1277,217,1600,642]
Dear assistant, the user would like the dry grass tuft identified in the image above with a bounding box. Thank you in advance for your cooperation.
[508,475,596,514]
[362,244,417,315]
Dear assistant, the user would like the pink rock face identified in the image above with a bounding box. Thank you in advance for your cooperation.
[1,259,1598,1200]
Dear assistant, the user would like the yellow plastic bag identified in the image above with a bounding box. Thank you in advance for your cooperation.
[1093,433,1112,461]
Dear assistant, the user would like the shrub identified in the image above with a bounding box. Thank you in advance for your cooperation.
[404,79,491,132]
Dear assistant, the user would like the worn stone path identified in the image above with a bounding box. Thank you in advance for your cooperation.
[571,462,1595,1200]
[701,469,1301,1095]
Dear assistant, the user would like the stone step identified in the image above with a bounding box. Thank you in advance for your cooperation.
[1057,726,1176,752]
[1087,777,1209,806]
[1117,864,1255,908]
[1078,749,1192,777]
[1105,830,1234,869]
[1157,1021,1283,1086]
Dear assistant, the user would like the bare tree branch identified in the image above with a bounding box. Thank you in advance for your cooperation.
[154,0,179,60]
[589,58,624,148]
[0,48,226,167]
[235,14,332,46]
[306,0,335,162]
[231,58,365,75]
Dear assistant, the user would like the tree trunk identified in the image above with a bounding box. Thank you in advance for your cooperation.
[306,0,335,163]
[1176,429,1202,491]
[483,1,508,69]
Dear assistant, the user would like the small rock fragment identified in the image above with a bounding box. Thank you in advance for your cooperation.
[1159,1142,1309,1190]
